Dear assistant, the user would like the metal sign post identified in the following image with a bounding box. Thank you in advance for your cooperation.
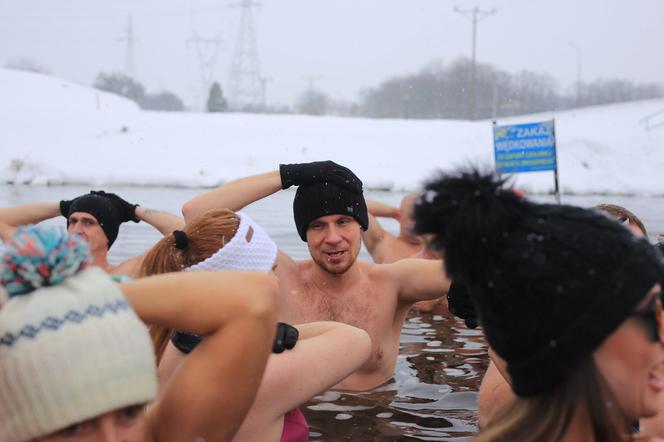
[493,119,560,203]
[551,120,560,204]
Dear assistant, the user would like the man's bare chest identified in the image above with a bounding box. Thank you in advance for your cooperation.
[289,282,394,331]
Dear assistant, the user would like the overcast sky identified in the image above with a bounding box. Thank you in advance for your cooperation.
[1,0,662,109]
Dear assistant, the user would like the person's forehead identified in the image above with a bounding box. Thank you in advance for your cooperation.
[313,213,355,223]
[69,211,98,222]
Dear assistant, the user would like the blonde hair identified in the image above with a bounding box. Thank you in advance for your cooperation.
[140,208,240,361]
[595,204,647,237]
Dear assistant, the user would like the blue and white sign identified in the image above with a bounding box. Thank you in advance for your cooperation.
[493,120,557,173]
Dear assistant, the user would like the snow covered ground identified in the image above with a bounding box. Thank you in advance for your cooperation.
[2,68,664,194]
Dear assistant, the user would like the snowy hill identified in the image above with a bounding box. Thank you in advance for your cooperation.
[2,68,664,194]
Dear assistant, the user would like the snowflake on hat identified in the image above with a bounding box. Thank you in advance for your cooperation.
[0,226,91,302]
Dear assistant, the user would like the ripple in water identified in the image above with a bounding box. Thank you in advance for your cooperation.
[304,306,488,441]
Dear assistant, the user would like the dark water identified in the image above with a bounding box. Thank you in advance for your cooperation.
[305,308,485,441]
[3,185,664,441]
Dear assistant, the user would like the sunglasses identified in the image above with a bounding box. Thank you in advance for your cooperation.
[631,296,663,343]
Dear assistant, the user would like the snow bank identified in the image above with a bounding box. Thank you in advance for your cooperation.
[2,68,664,194]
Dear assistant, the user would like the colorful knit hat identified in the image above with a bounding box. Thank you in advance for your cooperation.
[0,226,157,442]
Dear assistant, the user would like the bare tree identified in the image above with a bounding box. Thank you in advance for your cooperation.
[5,58,51,75]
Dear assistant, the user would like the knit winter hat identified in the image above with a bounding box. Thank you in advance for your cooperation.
[0,226,157,442]
[293,182,368,242]
[413,169,664,397]
[65,193,122,248]
[186,212,278,272]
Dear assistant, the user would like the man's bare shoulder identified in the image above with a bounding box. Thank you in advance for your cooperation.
[366,260,398,282]
[370,257,442,279]
[376,238,424,264]
[295,259,314,272]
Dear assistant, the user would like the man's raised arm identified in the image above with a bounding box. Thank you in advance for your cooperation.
[135,206,184,236]
[365,198,400,219]
[386,258,451,304]
[0,202,60,227]
[181,161,357,223]
[362,198,400,259]
[182,170,282,223]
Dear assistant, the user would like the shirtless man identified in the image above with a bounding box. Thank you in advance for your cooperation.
[362,195,445,312]
[0,190,182,277]
[182,160,451,391]
[362,194,426,263]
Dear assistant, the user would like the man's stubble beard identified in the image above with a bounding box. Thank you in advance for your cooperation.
[312,253,357,275]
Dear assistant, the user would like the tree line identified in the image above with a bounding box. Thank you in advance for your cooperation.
[356,58,664,120]
[6,56,663,119]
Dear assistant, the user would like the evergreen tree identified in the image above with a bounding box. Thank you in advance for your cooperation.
[207,82,228,112]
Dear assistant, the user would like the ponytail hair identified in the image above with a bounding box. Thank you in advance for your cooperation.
[140,208,240,361]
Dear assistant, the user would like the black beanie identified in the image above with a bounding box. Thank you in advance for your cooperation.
[293,182,369,241]
[414,169,664,396]
[66,194,122,248]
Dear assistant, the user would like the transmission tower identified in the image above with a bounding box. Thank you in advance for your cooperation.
[189,33,223,110]
[454,6,496,120]
[118,14,139,79]
[228,0,262,107]
[303,75,321,92]
[259,77,272,108]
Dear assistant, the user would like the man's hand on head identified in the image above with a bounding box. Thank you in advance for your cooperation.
[91,191,140,223]
[59,199,73,218]
[279,160,362,193]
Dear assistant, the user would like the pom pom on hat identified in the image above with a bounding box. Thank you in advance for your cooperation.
[0,226,157,441]
[0,226,90,297]
[414,167,664,396]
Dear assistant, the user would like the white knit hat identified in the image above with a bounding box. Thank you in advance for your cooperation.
[0,230,157,442]
[187,211,278,272]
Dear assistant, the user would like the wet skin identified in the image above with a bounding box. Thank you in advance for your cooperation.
[306,214,361,275]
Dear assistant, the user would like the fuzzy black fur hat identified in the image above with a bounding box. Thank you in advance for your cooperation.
[413,168,664,396]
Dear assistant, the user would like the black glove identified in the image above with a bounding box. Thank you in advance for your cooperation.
[59,199,73,218]
[447,282,479,329]
[655,241,664,257]
[279,160,362,193]
[171,331,204,354]
[273,322,299,353]
[91,190,140,223]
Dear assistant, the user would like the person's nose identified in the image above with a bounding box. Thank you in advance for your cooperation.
[324,225,342,244]
[97,415,121,442]
[69,222,84,234]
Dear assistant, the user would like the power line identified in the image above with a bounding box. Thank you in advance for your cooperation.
[259,77,272,108]
[453,6,496,120]
[302,75,322,92]
[228,0,262,108]
[568,41,582,107]
[188,33,223,110]
[117,14,139,79]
